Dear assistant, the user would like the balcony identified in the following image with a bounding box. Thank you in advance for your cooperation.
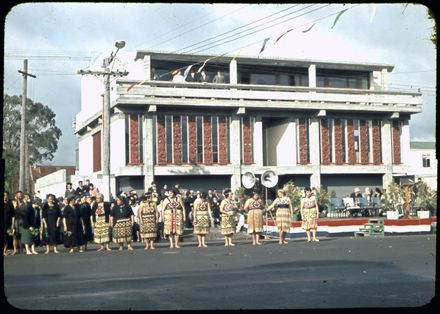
[116,80,422,113]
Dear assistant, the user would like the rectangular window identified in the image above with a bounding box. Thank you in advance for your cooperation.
[139,115,143,163]
[341,119,346,163]
[92,131,101,172]
[422,154,431,168]
[165,115,173,163]
[181,116,188,163]
[354,119,360,163]
[196,116,203,163]
[328,119,333,163]
[212,116,218,163]
[125,115,130,165]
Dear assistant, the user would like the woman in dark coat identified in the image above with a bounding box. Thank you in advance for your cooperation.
[42,194,61,254]
[63,197,84,253]
[79,196,93,251]
[17,194,38,255]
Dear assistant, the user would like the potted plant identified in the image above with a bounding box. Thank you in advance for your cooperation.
[412,181,436,219]
[313,186,331,218]
[381,181,404,219]
[282,181,302,221]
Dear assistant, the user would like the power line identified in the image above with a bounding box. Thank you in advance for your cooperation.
[175,4,304,53]
[190,4,355,55]
[142,4,251,50]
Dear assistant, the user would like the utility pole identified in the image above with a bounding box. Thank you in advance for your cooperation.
[78,41,127,202]
[18,59,36,193]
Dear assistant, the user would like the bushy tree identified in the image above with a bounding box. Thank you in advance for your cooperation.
[3,94,62,193]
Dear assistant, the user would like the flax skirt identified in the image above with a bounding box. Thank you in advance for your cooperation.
[301,208,318,230]
[112,218,132,243]
[94,216,109,244]
[164,209,183,236]
[193,211,210,235]
[276,208,291,233]
[247,209,264,234]
[140,212,157,240]
[220,213,235,235]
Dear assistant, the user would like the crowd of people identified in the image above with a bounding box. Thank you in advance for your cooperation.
[3,179,324,256]
[151,66,226,84]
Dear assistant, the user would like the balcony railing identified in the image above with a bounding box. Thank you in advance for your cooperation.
[116,80,422,110]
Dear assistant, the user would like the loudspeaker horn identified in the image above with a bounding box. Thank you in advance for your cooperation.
[242,171,256,189]
[261,169,278,188]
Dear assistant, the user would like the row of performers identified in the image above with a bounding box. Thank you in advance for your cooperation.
[6,188,320,254]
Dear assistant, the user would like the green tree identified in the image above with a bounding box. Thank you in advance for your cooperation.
[3,94,62,193]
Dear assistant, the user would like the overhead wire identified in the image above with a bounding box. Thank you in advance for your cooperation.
[175,4,304,53]
[189,4,338,54]
[141,4,251,50]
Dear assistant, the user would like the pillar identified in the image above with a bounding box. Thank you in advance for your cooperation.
[143,107,155,191]
[229,59,237,85]
[230,114,242,192]
[308,64,316,88]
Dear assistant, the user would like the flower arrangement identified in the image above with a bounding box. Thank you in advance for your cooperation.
[64,230,72,237]
[30,228,40,237]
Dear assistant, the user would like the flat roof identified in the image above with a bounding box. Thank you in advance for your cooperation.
[135,50,395,72]
[410,141,436,149]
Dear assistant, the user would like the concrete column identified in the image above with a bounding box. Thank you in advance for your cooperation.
[381,119,393,188]
[253,117,263,166]
[309,118,321,188]
[309,118,321,165]
[230,114,242,192]
[381,120,393,165]
[308,64,316,88]
[143,55,151,80]
[229,59,237,85]
[381,68,388,89]
[143,107,155,191]
[400,119,410,165]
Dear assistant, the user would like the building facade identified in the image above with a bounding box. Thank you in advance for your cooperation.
[74,51,422,197]
[407,141,437,190]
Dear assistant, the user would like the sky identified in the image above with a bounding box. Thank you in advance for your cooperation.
[4,3,436,166]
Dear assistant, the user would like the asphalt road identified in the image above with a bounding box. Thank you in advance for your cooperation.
[3,235,437,310]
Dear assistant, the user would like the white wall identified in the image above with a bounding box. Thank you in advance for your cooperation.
[407,147,437,189]
[35,169,68,199]
[265,120,296,166]
[110,117,126,174]
[78,134,94,176]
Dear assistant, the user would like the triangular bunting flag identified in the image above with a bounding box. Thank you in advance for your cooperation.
[331,9,348,29]
[259,37,270,54]
[302,23,316,33]
[275,29,293,44]
[183,65,193,80]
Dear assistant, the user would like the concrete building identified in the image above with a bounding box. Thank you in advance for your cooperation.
[74,51,422,197]
[407,141,437,190]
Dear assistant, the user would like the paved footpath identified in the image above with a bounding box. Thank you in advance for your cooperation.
[3,234,437,310]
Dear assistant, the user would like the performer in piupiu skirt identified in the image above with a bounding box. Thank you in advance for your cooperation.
[92,194,112,251]
[244,191,265,246]
[219,189,238,247]
[193,192,212,248]
[138,194,158,250]
[79,196,93,251]
[110,195,134,251]
[163,189,186,249]
[63,197,84,253]
[268,189,293,245]
[42,194,61,254]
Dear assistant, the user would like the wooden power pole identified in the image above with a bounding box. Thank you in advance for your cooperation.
[18,59,36,193]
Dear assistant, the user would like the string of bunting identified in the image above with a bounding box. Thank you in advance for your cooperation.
[127,4,363,92]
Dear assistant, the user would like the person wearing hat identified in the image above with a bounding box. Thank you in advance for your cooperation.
[138,194,159,250]
[219,189,238,246]
[109,195,135,251]
[162,189,186,249]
